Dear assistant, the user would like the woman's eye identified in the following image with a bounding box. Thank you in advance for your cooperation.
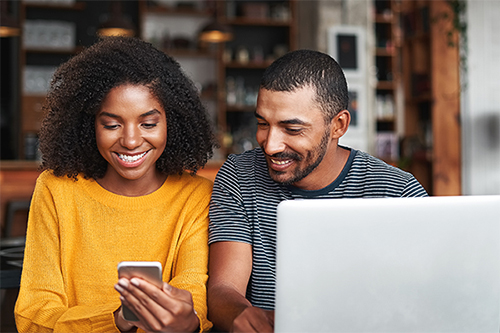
[103,124,119,130]
[142,123,158,129]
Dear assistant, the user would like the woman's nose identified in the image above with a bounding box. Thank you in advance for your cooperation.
[121,126,141,150]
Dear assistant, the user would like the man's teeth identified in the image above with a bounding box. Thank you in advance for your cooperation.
[119,152,146,162]
[271,159,290,165]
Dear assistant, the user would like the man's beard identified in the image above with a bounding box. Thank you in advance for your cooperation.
[265,126,330,186]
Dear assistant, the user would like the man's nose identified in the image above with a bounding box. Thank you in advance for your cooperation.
[262,128,286,156]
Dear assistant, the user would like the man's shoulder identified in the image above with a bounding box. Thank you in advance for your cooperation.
[346,149,427,197]
[351,150,410,178]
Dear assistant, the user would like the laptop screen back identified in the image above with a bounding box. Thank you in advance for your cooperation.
[275,196,500,332]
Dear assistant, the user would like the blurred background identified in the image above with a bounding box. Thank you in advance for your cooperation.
[1,0,499,228]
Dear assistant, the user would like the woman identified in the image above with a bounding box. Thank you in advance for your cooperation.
[14,36,217,333]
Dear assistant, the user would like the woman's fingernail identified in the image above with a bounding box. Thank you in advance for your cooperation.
[130,278,140,287]
[118,278,129,288]
[115,284,124,293]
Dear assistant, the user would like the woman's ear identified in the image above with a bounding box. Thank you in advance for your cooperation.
[330,110,351,139]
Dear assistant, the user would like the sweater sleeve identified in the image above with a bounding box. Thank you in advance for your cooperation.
[168,187,212,332]
[14,175,121,333]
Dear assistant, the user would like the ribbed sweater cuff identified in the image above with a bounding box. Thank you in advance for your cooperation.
[89,312,120,333]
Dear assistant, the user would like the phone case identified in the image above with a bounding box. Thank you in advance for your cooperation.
[117,261,163,321]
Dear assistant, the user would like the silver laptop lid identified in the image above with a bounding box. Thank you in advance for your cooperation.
[275,196,500,332]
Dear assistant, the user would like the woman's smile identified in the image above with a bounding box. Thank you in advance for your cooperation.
[116,151,149,164]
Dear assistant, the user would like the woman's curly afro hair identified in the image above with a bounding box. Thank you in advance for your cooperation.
[39,36,218,180]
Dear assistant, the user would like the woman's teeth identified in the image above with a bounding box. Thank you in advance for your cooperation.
[118,152,146,162]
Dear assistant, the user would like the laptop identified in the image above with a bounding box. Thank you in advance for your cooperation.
[274,196,500,332]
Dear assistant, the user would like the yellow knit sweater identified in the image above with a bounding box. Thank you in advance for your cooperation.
[15,170,213,333]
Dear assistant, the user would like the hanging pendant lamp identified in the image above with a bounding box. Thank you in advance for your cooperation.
[0,0,21,38]
[199,20,233,43]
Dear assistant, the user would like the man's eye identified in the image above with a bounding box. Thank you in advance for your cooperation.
[286,127,302,133]
[257,122,268,127]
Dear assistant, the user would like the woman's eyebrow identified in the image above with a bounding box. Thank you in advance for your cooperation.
[97,109,161,119]
[98,111,120,119]
[139,109,161,118]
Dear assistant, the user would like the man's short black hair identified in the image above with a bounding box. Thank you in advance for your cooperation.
[260,49,349,122]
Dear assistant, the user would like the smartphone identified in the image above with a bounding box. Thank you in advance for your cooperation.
[117,261,163,321]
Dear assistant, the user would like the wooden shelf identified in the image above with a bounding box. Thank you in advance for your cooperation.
[162,48,217,58]
[22,93,47,98]
[374,13,394,23]
[404,33,431,43]
[375,48,395,56]
[406,93,432,104]
[377,116,396,122]
[23,46,83,54]
[223,18,292,26]
[401,0,461,195]
[24,2,86,10]
[143,5,213,17]
[373,0,401,164]
[376,81,395,90]
[200,90,217,101]
[214,0,297,157]
[224,60,274,69]
[226,105,256,113]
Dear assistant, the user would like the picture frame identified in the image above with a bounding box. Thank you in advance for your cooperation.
[327,26,366,79]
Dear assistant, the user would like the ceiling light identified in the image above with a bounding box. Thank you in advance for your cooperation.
[199,21,233,43]
[0,0,20,38]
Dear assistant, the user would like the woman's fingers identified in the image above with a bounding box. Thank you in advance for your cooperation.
[115,278,199,332]
[115,278,168,331]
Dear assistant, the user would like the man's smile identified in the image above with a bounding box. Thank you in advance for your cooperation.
[270,158,292,165]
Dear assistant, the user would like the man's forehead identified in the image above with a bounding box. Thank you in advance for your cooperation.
[256,89,322,121]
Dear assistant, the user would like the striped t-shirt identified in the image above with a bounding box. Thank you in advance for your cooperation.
[208,147,428,310]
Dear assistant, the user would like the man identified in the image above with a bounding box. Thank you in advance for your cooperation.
[208,49,427,332]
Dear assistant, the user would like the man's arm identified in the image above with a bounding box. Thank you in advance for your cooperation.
[208,241,274,333]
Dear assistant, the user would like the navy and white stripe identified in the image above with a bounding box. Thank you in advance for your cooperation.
[209,147,428,310]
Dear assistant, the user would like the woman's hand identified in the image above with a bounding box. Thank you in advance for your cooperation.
[114,306,137,332]
[115,278,200,333]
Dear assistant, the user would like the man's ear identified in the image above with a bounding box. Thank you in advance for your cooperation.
[330,110,351,139]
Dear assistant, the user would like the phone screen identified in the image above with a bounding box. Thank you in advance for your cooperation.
[117,261,163,321]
